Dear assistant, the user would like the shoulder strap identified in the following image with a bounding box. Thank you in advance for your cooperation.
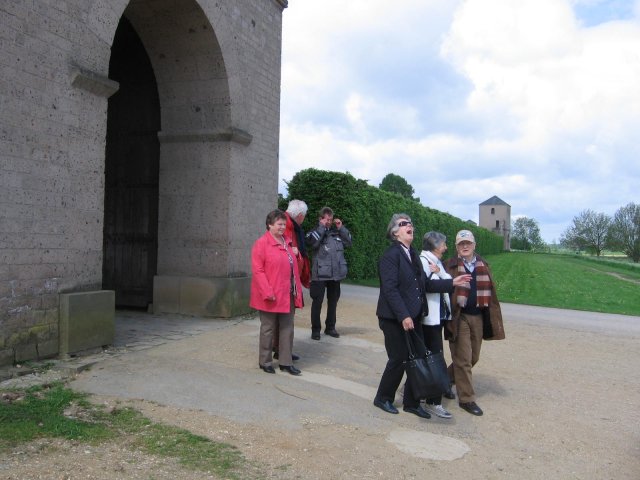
[420,254,434,264]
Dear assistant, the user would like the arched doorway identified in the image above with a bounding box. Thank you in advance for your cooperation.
[103,16,160,308]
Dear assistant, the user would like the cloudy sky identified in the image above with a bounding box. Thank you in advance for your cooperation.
[278,0,640,242]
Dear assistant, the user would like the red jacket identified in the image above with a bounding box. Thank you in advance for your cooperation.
[250,231,304,312]
[285,212,311,288]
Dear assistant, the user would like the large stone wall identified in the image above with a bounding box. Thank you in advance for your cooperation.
[0,0,287,366]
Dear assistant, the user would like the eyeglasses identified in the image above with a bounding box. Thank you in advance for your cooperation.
[397,221,412,227]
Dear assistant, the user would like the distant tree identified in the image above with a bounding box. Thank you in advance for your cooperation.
[561,209,611,256]
[608,202,640,262]
[379,173,420,202]
[511,217,545,251]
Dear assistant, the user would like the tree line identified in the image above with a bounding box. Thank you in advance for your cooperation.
[497,204,639,263]
[377,171,640,264]
[560,204,640,262]
[280,169,504,279]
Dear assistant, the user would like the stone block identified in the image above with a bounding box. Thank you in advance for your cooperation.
[153,275,251,318]
[37,339,59,360]
[59,290,115,356]
[0,348,14,367]
[153,276,181,313]
[14,343,38,363]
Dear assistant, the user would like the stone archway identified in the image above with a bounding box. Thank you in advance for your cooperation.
[120,0,250,316]
[0,0,286,365]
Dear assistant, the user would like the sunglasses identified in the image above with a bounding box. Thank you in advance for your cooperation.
[397,221,412,227]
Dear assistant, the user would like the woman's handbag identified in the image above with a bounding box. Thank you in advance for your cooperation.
[404,330,450,399]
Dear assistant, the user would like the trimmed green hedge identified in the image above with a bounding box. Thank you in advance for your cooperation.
[280,168,504,280]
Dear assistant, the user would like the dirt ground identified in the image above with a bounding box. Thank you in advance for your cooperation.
[1,287,639,480]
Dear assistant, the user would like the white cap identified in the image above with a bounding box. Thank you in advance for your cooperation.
[455,230,476,245]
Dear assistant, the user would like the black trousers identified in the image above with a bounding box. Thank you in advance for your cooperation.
[375,317,423,408]
[310,280,341,332]
[422,323,445,405]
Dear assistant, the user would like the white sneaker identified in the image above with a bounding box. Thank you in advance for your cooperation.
[424,403,452,419]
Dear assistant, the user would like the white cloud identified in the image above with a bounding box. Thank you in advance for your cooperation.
[279,0,640,242]
[442,0,640,144]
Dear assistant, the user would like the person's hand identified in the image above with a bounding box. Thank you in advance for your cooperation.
[334,218,343,229]
[291,246,299,256]
[429,263,439,273]
[453,274,472,288]
[402,317,414,331]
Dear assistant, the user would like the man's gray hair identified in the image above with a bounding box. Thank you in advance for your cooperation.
[386,213,411,240]
[422,231,447,252]
[286,199,308,218]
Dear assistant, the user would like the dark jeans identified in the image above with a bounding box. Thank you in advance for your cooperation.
[310,280,341,332]
[422,323,445,405]
[375,317,423,408]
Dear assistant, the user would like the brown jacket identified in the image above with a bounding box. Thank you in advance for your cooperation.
[444,254,505,342]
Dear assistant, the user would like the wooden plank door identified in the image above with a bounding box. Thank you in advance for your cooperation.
[103,17,160,308]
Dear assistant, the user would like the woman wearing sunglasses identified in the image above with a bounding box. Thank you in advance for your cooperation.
[373,214,471,419]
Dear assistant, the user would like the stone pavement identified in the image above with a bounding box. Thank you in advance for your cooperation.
[0,310,248,387]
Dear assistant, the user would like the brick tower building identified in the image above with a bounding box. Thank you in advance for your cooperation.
[479,196,511,250]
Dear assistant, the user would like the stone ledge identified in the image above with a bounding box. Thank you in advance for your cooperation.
[70,65,119,98]
[158,127,252,145]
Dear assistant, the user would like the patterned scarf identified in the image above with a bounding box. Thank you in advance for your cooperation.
[455,256,492,308]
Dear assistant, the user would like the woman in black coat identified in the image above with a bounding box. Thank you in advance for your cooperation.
[373,213,470,419]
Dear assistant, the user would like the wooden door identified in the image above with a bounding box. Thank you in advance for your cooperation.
[103,17,160,308]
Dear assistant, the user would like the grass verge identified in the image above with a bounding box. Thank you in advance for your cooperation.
[347,252,640,316]
[0,382,255,479]
[484,252,640,316]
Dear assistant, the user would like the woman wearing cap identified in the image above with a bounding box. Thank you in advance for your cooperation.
[444,229,505,416]
[373,214,471,419]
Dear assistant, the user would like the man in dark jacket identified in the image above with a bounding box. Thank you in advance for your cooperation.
[306,206,352,340]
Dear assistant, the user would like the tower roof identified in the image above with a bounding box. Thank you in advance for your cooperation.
[479,195,510,207]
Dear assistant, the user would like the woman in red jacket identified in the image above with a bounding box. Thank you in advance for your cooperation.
[250,209,304,375]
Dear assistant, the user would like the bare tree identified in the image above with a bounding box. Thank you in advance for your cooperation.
[608,202,640,262]
[561,209,611,256]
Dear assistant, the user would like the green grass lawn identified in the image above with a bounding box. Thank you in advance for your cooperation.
[484,252,640,316]
[347,251,640,316]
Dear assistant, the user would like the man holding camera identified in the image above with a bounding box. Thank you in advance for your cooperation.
[306,206,352,340]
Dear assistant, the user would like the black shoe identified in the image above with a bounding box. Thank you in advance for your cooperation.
[311,332,321,340]
[373,398,399,414]
[279,365,302,376]
[325,329,340,338]
[459,402,483,416]
[443,388,456,400]
[273,351,300,361]
[403,405,432,419]
[259,365,275,374]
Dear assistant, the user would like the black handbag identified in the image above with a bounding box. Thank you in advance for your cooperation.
[404,330,450,399]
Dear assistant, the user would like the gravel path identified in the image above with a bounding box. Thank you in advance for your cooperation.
[2,285,639,479]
